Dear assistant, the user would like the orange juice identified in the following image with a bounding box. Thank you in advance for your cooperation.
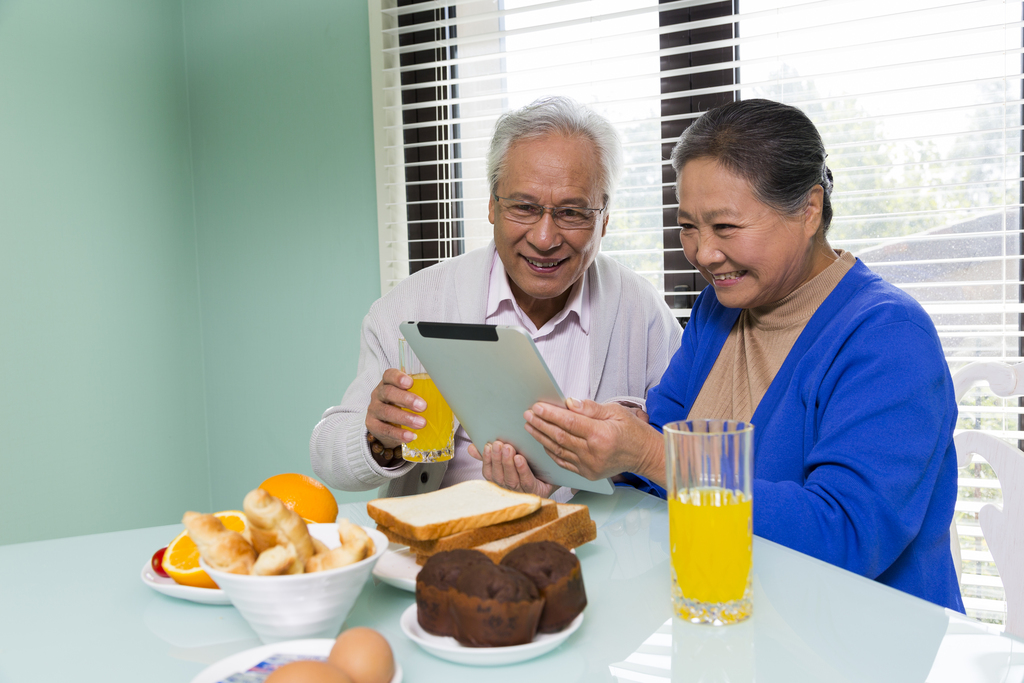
[669,487,752,606]
[402,373,454,462]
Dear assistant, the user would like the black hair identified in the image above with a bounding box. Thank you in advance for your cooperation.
[670,99,833,234]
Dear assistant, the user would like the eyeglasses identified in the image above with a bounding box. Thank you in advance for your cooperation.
[493,194,606,230]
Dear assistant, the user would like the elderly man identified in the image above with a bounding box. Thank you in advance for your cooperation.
[310,96,681,499]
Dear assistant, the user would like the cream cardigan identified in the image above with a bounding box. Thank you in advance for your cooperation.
[310,242,682,498]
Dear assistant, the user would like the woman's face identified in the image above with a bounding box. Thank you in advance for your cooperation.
[676,158,825,310]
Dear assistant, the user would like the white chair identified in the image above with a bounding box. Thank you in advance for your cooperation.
[952,361,1024,639]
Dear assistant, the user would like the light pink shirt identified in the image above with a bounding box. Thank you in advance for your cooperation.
[440,252,591,488]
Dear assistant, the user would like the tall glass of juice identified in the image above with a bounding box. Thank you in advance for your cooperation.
[398,337,454,463]
[665,419,753,625]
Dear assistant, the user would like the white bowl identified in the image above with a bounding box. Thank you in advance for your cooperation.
[201,523,388,644]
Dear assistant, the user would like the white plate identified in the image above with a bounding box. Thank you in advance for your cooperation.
[141,562,231,605]
[189,638,403,683]
[399,604,583,667]
[372,545,419,592]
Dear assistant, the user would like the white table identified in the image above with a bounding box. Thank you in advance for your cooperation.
[1,488,1019,682]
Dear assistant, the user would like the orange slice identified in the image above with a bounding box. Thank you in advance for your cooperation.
[162,510,247,589]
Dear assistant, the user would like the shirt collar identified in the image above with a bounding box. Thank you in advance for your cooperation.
[486,252,590,336]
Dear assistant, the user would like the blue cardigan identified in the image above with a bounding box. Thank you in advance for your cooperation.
[644,260,964,612]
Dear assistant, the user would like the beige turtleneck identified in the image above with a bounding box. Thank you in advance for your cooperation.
[688,250,856,422]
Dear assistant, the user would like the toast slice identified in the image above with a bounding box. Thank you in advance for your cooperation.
[414,503,597,564]
[366,479,542,541]
[380,498,558,555]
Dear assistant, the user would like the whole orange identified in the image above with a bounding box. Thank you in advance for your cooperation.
[259,473,339,523]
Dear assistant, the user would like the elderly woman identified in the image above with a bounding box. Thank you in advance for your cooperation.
[496,99,963,611]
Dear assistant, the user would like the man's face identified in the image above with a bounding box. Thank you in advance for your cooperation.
[488,134,609,327]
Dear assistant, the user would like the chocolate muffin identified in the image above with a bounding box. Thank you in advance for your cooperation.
[501,541,586,633]
[416,549,492,637]
[449,561,544,647]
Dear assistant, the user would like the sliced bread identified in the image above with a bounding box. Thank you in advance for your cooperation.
[380,498,558,555]
[414,503,597,564]
[366,479,542,541]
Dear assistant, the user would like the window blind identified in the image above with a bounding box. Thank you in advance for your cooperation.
[367,0,1024,625]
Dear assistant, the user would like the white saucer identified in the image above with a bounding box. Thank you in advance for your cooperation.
[189,638,403,683]
[140,562,231,605]
[372,545,419,592]
[399,604,583,666]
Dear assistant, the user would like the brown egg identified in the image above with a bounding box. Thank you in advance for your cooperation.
[328,627,396,683]
[265,660,352,683]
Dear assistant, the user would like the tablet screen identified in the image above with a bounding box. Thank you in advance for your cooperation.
[399,321,614,494]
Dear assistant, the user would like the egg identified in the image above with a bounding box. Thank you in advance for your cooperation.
[328,627,396,683]
[265,660,352,683]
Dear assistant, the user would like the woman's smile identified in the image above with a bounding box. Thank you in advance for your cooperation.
[711,270,747,285]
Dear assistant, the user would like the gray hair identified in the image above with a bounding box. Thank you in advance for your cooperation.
[670,99,834,234]
[487,96,623,207]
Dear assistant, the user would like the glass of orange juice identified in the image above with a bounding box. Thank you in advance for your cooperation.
[665,419,753,625]
[398,337,454,463]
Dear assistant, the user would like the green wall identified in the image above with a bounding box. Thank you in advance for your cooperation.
[182,0,380,511]
[0,0,380,545]
[0,0,210,543]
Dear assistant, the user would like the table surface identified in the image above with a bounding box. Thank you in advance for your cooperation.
[1,487,1022,682]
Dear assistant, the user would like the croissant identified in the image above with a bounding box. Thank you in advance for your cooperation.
[243,491,288,553]
[182,511,255,575]
[242,488,315,574]
[337,518,374,556]
[307,544,366,572]
[251,544,297,576]
[306,519,374,573]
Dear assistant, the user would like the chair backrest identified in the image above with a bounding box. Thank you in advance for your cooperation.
[952,361,1024,639]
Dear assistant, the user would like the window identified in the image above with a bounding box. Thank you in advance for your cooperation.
[396,0,466,274]
[368,0,1024,624]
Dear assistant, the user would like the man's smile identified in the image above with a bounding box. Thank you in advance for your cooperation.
[524,255,568,271]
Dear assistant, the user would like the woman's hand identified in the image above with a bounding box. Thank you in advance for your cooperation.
[524,398,666,486]
[364,368,425,449]
[468,441,557,498]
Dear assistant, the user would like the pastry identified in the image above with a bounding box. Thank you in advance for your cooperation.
[251,544,296,576]
[243,488,315,573]
[182,511,256,575]
[415,549,492,637]
[306,519,374,573]
[501,541,586,632]
[449,560,544,647]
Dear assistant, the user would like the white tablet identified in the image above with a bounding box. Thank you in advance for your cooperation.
[399,321,615,495]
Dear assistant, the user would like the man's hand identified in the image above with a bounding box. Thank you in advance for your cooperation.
[468,440,557,498]
[365,368,426,450]
[524,398,665,486]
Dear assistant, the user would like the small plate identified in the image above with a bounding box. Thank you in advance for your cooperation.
[141,562,231,605]
[399,604,583,666]
[189,638,403,683]
[372,545,419,592]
